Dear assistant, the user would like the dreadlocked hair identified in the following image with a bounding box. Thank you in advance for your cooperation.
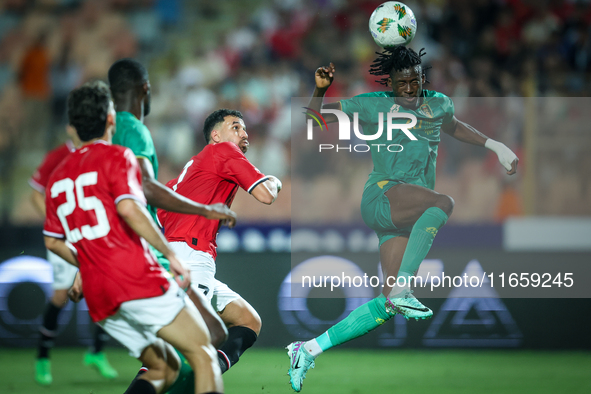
[369,47,430,86]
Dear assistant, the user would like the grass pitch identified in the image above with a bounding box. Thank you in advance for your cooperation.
[1,348,590,393]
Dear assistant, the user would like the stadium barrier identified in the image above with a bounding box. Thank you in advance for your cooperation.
[1,224,589,349]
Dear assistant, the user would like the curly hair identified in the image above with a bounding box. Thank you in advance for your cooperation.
[203,109,244,143]
[369,46,429,86]
[67,81,112,142]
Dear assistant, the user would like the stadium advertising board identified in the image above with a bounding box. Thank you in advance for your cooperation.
[1,248,589,349]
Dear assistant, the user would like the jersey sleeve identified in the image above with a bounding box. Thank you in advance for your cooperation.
[216,143,268,193]
[340,93,376,125]
[43,182,65,239]
[340,96,365,124]
[30,145,69,192]
[441,95,455,125]
[110,148,146,206]
[117,123,155,161]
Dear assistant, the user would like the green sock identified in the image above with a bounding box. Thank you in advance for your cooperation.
[165,350,194,394]
[399,206,448,277]
[316,296,392,350]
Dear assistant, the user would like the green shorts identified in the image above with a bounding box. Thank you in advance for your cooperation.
[149,245,170,271]
[360,180,412,246]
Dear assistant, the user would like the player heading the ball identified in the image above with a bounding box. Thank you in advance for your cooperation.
[287,44,518,392]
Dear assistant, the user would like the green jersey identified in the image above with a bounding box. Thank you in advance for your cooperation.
[112,111,159,224]
[340,90,454,191]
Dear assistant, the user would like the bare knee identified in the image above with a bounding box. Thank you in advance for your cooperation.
[221,301,262,335]
[234,307,262,335]
[246,310,262,336]
[434,194,454,216]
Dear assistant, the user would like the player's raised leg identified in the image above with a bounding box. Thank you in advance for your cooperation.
[186,287,228,349]
[384,183,453,319]
[178,244,229,350]
[175,241,261,375]
[217,297,261,374]
[287,236,408,392]
[287,293,393,392]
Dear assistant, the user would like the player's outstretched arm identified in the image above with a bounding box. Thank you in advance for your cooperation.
[251,175,282,205]
[307,62,341,124]
[442,117,518,175]
[44,237,79,267]
[137,158,237,227]
[116,198,190,289]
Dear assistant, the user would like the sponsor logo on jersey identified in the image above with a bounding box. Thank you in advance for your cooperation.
[420,103,434,118]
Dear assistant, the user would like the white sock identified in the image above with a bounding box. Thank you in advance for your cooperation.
[388,271,411,298]
[303,339,323,358]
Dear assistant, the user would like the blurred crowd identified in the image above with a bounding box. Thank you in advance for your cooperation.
[0,0,590,225]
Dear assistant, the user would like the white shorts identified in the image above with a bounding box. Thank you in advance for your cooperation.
[170,242,240,312]
[47,250,79,290]
[98,280,188,358]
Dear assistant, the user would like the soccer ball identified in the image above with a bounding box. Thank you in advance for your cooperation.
[369,1,417,48]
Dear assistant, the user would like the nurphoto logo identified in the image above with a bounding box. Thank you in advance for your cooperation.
[304,107,417,153]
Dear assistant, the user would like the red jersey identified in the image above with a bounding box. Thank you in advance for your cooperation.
[29,140,76,192]
[43,141,170,322]
[158,142,267,259]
